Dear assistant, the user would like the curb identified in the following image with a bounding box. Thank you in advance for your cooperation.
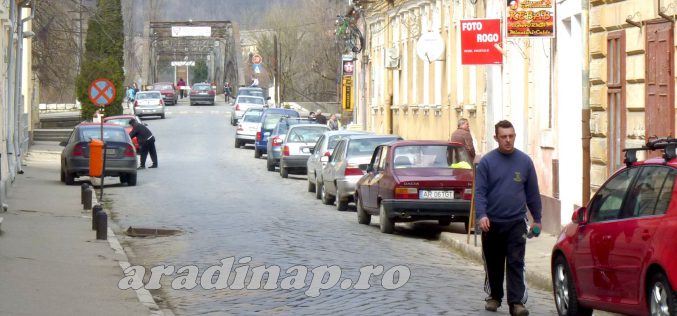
[91,192,167,316]
[438,232,553,293]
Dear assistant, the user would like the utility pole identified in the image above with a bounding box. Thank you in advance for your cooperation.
[273,34,280,105]
[68,0,86,73]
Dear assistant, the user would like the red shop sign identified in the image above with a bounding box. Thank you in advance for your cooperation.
[460,19,503,65]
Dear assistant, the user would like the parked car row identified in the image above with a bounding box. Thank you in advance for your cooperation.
[231,107,475,234]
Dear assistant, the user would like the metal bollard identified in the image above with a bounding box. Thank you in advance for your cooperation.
[81,183,89,205]
[83,187,93,210]
[95,209,108,240]
[92,204,102,231]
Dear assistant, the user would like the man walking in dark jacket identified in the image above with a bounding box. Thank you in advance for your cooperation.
[474,120,542,316]
[129,119,157,169]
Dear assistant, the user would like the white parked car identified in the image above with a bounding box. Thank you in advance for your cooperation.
[234,108,265,148]
[231,96,265,125]
[133,91,165,119]
[279,124,330,178]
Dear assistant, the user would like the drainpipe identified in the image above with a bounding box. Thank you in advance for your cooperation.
[582,0,591,204]
[13,1,34,175]
[5,0,16,182]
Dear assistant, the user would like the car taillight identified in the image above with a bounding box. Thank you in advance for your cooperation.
[344,164,364,176]
[124,144,135,157]
[208,90,215,96]
[133,101,138,107]
[283,145,290,156]
[72,143,84,156]
[272,137,283,146]
[256,132,262,141]
[324,151,331,157]
[235,104,240,111]
[463,188,473,200]
[190,90,197,95]
[394,186,418,199]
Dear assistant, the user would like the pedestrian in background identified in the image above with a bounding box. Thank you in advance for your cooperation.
[474,120,542,316]
[451,118,476,162]
[327,114,340,130]
[314,110,327,125]
[129,119,158,169]
[177,78,186,99]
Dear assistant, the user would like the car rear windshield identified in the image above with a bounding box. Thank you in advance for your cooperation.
[243,113,261,123]
[238,97,264,104]
[153,85,173,90]
[286,126,328,143]
[264,114,285,130]
[328,134,355,149]
[136,92,161,99]
[194,85,210,91]
[239,89,264,97]
[347,138,396,157]
[105,119,131,127]
[80,127,128,142]
[393,145,471,169]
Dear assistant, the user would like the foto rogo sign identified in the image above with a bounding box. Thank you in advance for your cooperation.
[461,19,502,65]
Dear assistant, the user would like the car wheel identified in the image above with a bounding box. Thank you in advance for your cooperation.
[307,178,315,192]
[60,167,65,183]
[438,219,451,226]
[649,272,676,316]
[267,158,275,171]
[160,114,165,119]
[126,173,137,186]
[323,185,336,205]
[379,204,394,234]
[315,180,323,200]
[357,196,371,225]
[280,166,289,178]
[552,255,592,316]
[119,174,127,184]
[190,101,194,106]
[254,149,262,159]
[64,170,75,185]
[336,198,348,211]
[234,139,240,148]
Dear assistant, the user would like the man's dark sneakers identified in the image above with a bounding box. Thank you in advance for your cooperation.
[137,166,145,169]
[485,299,500,312]
[149,165,158,168]
[510,304,529,316]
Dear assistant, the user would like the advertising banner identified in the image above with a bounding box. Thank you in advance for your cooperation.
[460,19,503,65]
[506,0,555,38]
[342,76,353,112]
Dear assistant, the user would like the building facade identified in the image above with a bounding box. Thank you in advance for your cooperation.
[354,0,589,232]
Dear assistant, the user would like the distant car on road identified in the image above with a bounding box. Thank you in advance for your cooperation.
[102,114,142,151]
[278,124,329,178]
[234,108,265,148]
[307,130,369,197]
[254,108,300,159]
[151,82,178,105]
[355,140,474,234]
[320,135,401,211]
[237,86,265,99]
[189,83,215,106]
[60,123,137,186]
[133,91,165,119]
[231,95,265,126]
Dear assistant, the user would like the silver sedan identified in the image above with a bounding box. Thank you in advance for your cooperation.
[307,130,368,198]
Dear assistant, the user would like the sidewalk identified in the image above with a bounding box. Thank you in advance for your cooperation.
[0,142,163,316]
[439,228,557,292]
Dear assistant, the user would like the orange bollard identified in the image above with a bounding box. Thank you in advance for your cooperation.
[89,139,104,177]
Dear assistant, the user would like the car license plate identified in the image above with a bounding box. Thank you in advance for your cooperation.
[199,92,207,95]
[106,148,116,156]
[419,190,454,199]
[301,147,310,153]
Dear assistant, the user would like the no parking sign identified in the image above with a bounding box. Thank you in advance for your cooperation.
[88,78,116,106]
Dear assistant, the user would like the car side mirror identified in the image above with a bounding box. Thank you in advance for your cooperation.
[309,147,315,154]
[572,207,588,224]
[59,140,67,146]
[366,165,373,173]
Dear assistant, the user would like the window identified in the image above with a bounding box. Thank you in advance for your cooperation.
[378,147,389,170]
[607,30,626,174]
[392,145,471,169]
[623,166,676,217]
[286,127,327,143]
[588,168,638,223]
[332,141,346,162]
[347,138,396,157]
[370,146,382,171]
[313,135,325,157]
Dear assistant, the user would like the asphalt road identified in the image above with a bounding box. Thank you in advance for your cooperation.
[105,96,561,315]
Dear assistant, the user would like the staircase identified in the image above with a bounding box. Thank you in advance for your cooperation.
[32,129,72,142]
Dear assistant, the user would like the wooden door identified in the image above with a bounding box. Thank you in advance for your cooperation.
[646,22,675,146]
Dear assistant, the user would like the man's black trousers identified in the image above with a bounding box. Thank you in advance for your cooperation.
[139,138,157,167]
[481,218,528,306]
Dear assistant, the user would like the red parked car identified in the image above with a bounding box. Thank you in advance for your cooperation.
[151,82,178,105]
[551,138,677,316]
[102,114,142,151]
[354,140,474,234]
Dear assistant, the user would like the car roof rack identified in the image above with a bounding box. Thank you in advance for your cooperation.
[622,137,677,167]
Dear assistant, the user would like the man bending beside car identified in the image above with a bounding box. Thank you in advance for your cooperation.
[129,119,157,169]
